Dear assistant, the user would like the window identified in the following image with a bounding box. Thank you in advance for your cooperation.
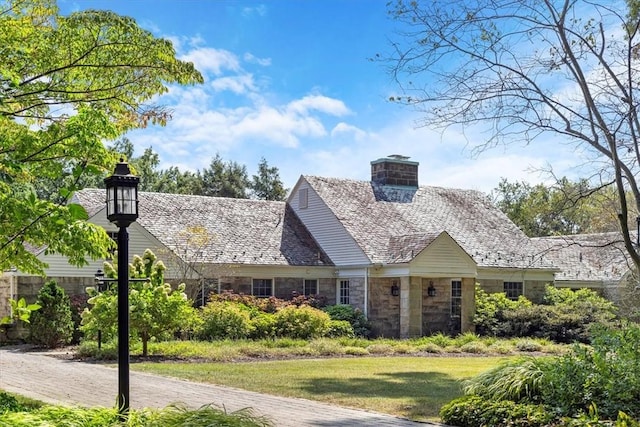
[298,188,308,209]
[339,280,350,305]
[252,279,273,297]
[503,281,523,300]
[304,279,318,296]
[451,280,462,317]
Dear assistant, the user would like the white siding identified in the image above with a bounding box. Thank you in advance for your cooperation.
[27,209,179,279]
[289,178,369,266]
[409,233,477,277]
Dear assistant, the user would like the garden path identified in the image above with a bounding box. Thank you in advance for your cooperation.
[0,346,444,427]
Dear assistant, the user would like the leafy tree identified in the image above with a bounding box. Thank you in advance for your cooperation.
[201,154,250,198]
[385,0,640,272]
[0,0,203,275]
[250,157,288,201]
[491,177,622,236]
[81,249,200,356]
[28,280,74,348]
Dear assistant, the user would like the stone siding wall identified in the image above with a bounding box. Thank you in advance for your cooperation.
[368,278,400,337]
[17,276,95,302]
[0,274,13,319]
[319,278,336,306]
[422,278,457,335]
[274,277,302,299]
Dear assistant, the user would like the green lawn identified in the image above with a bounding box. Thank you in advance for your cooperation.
[133,356,509,421]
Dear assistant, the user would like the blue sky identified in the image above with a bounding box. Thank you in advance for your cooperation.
[60,0,581,194]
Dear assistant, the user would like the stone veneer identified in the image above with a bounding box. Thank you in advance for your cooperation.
[367,278,400,337]
[16,276,95,302]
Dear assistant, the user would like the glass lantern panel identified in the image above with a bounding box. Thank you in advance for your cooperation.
[117,186,135,215]
[106,186,116,216]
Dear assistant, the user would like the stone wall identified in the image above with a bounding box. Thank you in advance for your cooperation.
[17,276,95,301]
[422,278,456,335]
[318,278,336,306]
[0,274,13,319]
[368,278,400,337]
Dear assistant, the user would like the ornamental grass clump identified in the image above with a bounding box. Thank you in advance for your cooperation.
[441,325,640,426]
[0,402,272,427]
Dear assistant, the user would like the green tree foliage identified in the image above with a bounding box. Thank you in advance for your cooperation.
[201,154,250,198]
[385,0,640,272]
[28,280,74,348]
[0,0,203,275]
[250,157,288,201]
[81,249,200,356]
[492,178,625,237]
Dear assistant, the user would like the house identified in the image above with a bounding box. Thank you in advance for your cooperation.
[533,233,635,299]
[5,155,561,338]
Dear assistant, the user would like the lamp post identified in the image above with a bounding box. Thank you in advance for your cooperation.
[104,159,139,416]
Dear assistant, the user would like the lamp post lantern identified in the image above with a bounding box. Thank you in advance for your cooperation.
[104,159,139,416]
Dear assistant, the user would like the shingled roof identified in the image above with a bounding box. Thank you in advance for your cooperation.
[73,189,332,267]
[533,233,632,283]
[302,176,555,269]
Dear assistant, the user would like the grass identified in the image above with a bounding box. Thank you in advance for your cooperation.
[75,336,564,421]
[133,356,509,421]
[0,391,272,427]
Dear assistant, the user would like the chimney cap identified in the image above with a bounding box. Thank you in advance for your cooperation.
[388,154,410,160]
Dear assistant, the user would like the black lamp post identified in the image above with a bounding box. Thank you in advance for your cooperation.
[104,159,139,416]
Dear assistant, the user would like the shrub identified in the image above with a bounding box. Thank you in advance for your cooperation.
[474,285,532,336]
[540,324,640,420]
[325,320,355,338]
[273,305,330,339]
[475,285,617,343]
[0,393,28,414]
[28,281,73,348]
[322,304,371,337]
[68,294,88,345]
[250,313,277,339]
[197,301,253,340]
[440,395,555,427]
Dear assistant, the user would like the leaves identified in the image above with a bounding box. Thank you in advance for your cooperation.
[0,0,203,275]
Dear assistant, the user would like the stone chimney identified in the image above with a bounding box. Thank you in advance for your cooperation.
[370,155,419,187]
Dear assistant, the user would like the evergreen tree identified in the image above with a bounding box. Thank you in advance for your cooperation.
[29,281,74,348]
[250,157,288,201]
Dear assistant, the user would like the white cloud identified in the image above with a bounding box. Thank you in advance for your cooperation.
[242,5,267,17]
[210,75,257,94]
[287,95,351,116]
[244,53,272,66]
[331,122,367,141]
[180,47,240,76]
